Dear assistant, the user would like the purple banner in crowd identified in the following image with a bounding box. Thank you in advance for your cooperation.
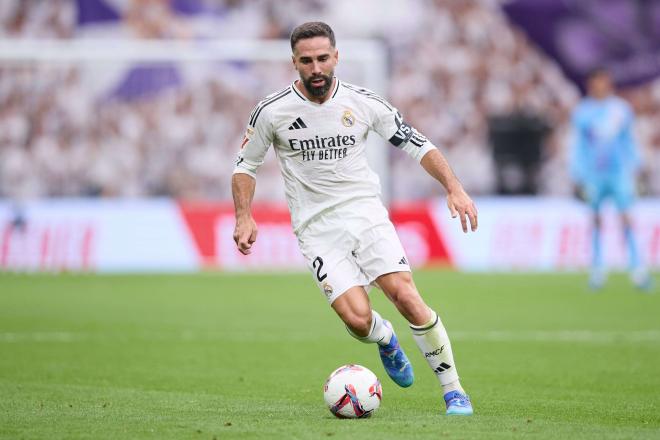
[502,0,660,89]
[76,0,206,25]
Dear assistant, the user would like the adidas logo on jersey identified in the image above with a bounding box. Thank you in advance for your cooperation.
[288,117,308,130]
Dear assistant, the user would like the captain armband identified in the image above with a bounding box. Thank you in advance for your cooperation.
[387,112,428,148]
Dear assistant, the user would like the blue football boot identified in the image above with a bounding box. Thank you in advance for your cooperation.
[444,390,473,415]
[378,321,414,387]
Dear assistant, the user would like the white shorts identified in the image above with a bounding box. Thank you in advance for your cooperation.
[297,197,411,304]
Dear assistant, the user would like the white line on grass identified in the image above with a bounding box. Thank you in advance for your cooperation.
[1,330,659,343]
[449,330,660,343]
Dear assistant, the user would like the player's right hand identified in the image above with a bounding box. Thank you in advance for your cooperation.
[233,216,258,255]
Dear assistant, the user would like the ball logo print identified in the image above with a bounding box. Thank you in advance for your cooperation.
[323,365,382,418]
[330,384,370,418]
[368,381,383,401]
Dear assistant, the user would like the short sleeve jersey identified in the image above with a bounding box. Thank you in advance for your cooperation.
[570,96,640,182]
[233,78,436,233]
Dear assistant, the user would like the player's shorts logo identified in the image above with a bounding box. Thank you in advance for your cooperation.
[341,110,355,127]
[322,282,334,298]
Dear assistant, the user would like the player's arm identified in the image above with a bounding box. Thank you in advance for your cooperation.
[232,173,258,255]
[419,148,477,233]
[621,107,641,174]
[569,109,588,185]
[231,108,274,255]
[369,97,477,232]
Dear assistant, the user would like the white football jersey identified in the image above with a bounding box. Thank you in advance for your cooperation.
[233,78,436,233]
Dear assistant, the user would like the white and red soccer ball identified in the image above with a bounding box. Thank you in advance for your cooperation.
[323,364,382,418]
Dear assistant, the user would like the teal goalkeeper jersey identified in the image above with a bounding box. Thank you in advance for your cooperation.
[569,96,641,183]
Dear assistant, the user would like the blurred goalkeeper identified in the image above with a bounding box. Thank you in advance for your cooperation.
[570,68,651,291]
[232,22,477,415]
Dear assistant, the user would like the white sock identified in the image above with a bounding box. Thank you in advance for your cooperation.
[346,310,393,346]
[410,309,465,395]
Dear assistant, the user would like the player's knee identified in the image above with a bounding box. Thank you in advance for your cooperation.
[332,287,373,337]
[621,213,632,229]
[593,214,602,229]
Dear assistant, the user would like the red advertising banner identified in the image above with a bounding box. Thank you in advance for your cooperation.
[0,220,95,271]
[389,202,452,267]
[2,198,658,273]
[177,201,454,269]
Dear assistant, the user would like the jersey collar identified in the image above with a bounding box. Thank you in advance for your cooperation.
[291,77,340,104]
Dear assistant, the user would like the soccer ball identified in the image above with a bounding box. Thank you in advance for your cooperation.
[323,364,382,418]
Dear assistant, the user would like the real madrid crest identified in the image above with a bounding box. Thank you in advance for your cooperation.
[341,110,355,127]
[322,282,334,298]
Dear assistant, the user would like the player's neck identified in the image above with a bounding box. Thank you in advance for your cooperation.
[590,92,612,101]
[295,78,336,104]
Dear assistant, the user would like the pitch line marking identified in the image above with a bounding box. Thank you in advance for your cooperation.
[1,330,659,343]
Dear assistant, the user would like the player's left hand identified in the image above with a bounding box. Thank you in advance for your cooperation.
[447,187,478,233]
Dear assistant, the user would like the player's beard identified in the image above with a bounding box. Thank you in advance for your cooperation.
[302,72,333,97]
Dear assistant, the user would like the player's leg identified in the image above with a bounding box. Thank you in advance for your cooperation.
[622,212,651,290]
[331,285,389,341]
[590,210,606,290]
[308,200,416,388]
[331,285,413,387]
[298,220,411,386]
[303,253,411,381]
[355,220,466,393]
[585,181,606,290]
[615,181,652,290]
[621,212,640,270]
[297,206,415,389]
[353,209,471,414]
[376,271,472,415]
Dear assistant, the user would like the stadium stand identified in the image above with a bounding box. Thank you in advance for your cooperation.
[1,0,658,200]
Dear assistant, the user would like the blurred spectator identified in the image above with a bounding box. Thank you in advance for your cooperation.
[125,0,191,39]
[0,0,658,201]
[0,0,74,39]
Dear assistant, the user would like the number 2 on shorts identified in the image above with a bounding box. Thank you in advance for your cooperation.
[312,256,327,282]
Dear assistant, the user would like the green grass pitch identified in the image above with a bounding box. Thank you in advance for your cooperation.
[1,271,659,439]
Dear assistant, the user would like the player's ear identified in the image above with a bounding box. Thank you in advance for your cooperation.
[291,54,296,68]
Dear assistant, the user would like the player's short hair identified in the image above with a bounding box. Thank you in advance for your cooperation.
[290,22,336,52]
[586,67,610,80]
[584,67,612,89]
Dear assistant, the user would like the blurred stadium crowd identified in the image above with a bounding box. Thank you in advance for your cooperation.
[1,0,659,201]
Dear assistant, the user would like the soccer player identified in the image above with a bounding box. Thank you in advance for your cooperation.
[570,69,651,291]
[232,22,478,415]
